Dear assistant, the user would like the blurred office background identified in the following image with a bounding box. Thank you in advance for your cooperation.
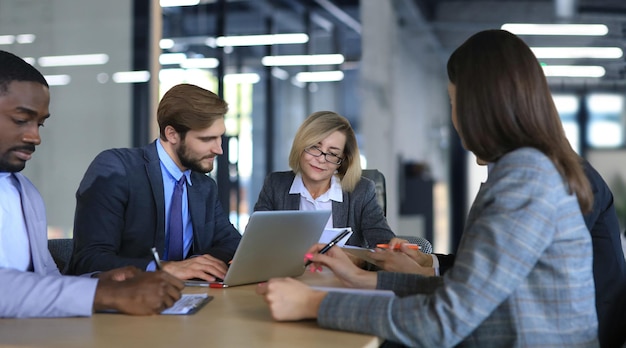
[2,0,625,255]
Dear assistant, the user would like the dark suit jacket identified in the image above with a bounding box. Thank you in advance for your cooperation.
[68,141,241,275]
[439,160,626,347]
[253,171,395,248]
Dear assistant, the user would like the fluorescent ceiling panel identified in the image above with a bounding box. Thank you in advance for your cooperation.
[502,23,608,36]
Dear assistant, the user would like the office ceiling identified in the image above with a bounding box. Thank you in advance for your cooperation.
[162,0,626,89]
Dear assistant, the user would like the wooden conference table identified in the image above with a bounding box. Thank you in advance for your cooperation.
[0,271,381,348]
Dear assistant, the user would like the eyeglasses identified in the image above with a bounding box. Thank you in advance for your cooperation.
[304,146,343,165]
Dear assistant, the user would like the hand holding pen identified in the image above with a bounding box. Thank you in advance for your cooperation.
[305,228,351,267]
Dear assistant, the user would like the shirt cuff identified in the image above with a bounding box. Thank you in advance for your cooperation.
[146,261,157,271]
[431,254,440,276]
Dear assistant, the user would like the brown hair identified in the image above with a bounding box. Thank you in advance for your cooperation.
[446,29,592,212]
[288,111,362,192]
[157,83,228,139]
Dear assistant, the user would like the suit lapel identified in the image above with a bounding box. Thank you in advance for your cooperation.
[332,191,349,228]
[187,173,206,254]
[144,142,166,251]
[14,174,46,272]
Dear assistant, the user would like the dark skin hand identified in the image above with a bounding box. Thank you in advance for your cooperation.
[93,267,184,315]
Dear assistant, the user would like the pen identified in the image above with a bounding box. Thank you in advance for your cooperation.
[305,228,351,267]
[209,283,229,288]
[151,247,163,270]
[376,243,421,250]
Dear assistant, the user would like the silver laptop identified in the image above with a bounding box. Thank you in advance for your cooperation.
[186,210,330,287]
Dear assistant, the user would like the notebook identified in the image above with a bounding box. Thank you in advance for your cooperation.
[186,210,330,287]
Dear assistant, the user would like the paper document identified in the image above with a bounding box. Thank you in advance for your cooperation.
[319,227,353,246]
[161,294,213,315]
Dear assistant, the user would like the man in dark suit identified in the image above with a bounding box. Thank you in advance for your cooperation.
[68,84,241,282]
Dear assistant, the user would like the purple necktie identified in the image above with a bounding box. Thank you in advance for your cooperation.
[167,176,186,261]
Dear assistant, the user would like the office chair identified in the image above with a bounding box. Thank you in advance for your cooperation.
[361,169,433,254]
[47,238,73,274]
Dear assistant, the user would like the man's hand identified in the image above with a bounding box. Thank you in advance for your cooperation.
[162,254,228,281]
[93,270,184,315]
[95,266,141,282]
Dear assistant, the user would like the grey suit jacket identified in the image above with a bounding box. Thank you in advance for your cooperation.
[254,171,395,248]
[68,141,241,275]
[317,148,598,347]
[0,173,97,318]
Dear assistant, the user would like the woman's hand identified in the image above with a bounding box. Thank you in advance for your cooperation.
[256,278,326,321]
[305,243,377,289]
[369,248,435,276]
[387,238,434,267]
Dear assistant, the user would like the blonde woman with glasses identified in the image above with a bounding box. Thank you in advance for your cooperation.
[254,111,395,250]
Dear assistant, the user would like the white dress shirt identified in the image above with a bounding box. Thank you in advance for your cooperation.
[289,173,343,229]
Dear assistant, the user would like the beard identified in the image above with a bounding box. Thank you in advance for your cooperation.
[0,145,35,172]
[0,156,26,172]
[176,140,214,173]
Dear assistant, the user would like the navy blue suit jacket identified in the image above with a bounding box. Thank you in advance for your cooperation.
[68,141,241,275]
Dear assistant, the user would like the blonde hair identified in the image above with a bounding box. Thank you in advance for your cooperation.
[288,111,362,192]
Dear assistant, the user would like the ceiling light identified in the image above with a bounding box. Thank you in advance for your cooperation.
[160,0,200,7]
[223,73,260,84]
[159,53,187,65]
[16,34,35,44]
[531,47,622,59]
[160,39,175,49]
[44,74,71,86]
[271,67,289,80]
[38,54,109,67]
[0,35,15,45]
[502,23,608,36]
[180,57,219,69]
[262,54,344,66]
[542,65,605,77]
[295,71,344,82]
[215,33,308,47]
[112,71,151,83]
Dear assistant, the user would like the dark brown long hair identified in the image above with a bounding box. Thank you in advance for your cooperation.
[447,29,592,212]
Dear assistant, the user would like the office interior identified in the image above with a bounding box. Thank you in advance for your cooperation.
[2,0,625,255]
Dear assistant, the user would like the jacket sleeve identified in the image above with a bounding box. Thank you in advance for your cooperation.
[352,179,396,248]
[196,181,241,263]
[253,173,278,212]
[436,253,456,274]
[70,150,150,274]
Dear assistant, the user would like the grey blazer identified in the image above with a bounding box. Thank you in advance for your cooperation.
[317,148,598,347]
[0,173,97,318]
[254,171,395,248]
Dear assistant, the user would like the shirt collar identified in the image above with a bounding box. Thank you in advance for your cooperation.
[289,173,343,202]
[156,139,192,185]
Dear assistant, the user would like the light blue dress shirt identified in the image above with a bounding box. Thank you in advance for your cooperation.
[146,140,193,271]
[0,172,32,271]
